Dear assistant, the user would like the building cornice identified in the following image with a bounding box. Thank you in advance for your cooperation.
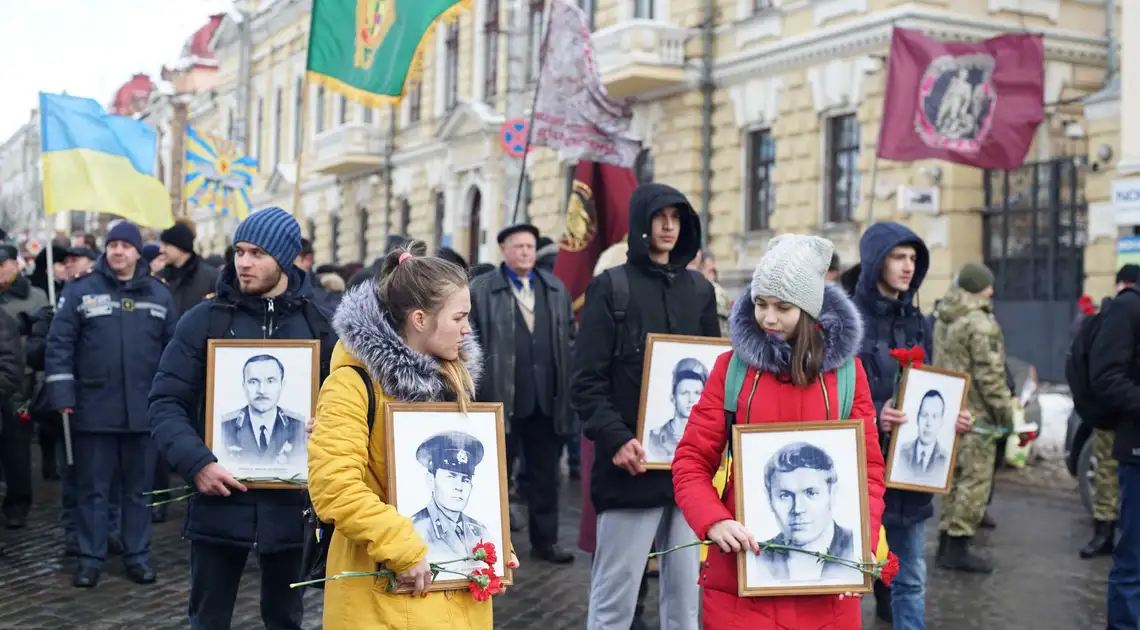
[392,140,448,167]
[711,5,1108,85]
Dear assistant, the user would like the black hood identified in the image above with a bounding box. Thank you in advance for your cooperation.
[625,183,701,271]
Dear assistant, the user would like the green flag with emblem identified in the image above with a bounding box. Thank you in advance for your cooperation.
[306,0,471,106]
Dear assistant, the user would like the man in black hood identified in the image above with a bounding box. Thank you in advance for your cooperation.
[573,183,719,629]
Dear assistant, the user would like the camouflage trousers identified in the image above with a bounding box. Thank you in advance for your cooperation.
[1092,429,1121,522]
[939,432,997,537]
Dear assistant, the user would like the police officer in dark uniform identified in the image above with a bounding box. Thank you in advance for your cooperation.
[411,431,489,565]
[45,221,177,588]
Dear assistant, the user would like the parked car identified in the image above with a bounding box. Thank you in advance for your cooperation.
[1065,411,1096,516]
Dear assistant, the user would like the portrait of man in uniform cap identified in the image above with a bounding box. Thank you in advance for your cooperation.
[411,430,490,570]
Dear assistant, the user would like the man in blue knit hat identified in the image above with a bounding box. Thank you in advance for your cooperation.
[151,207,337,629]
[45,220,178,588]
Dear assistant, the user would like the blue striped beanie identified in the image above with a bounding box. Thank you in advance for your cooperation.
[233,207,301,271]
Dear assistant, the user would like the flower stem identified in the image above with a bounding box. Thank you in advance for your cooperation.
[290,569,395,589]
[647,540,710,558]
[143,484,192,496]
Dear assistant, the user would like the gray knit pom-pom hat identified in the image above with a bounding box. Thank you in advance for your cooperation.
[750,234,835,319]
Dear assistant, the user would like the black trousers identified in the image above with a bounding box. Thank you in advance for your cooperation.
[188,541,304,630]
[510,413,561,548]
[0,409,32,517]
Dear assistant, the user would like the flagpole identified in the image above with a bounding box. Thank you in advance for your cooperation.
[291,75,311,218]
[865,151,881,225]
[510,1,556,225]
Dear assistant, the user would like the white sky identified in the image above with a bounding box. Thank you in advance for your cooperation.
[0,0,234,140]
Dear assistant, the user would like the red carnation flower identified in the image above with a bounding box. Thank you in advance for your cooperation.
[879,552,900,587]
[467,568,503,601]
[1019,431,1039,447]
[472,540,497,565]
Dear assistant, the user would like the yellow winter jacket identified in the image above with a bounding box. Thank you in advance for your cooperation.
[308,282,492,630]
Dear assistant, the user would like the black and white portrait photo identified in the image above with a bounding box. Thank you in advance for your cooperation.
[886,366,970,493]
[733,422,872,597]
[637,334,730,469]
[204,340,319,488]
[385,403,512,591]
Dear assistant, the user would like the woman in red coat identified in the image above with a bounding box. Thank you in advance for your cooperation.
[673,234,886,629]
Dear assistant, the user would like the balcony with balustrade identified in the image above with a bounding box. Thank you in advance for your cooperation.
[311,123,388,176]
[591,19,689,98]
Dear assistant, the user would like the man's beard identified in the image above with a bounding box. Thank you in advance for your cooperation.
[240,268,283,295]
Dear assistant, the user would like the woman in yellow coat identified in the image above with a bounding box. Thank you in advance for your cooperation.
[308,243,509,629]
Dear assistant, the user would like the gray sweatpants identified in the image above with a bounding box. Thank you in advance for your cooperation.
[586,506,700,630]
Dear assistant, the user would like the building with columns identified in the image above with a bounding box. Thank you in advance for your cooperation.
[182,0,1115,378]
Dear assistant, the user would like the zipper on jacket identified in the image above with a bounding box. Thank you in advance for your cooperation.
[263,297,276,338]
[819,377,832,420]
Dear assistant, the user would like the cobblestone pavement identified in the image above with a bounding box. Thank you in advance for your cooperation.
[0,460,1109,629]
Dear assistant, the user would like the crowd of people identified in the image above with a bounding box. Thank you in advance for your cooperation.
[0,180,1131,628]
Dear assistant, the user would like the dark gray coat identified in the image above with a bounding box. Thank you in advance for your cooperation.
[468,266,575,435]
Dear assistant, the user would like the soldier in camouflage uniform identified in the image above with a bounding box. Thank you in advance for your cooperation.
[932,263,1013,574]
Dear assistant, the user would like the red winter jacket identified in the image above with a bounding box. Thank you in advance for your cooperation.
[673,284,886,630]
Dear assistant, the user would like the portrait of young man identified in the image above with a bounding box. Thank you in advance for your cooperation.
[645,358,708,463]
[755,442,858,583]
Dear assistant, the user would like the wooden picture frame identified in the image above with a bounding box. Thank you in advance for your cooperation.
[204,339,320,490]
[884,365,972,494]
[636,333,731,470]
[731,421,873,598]
[384,402,514,593]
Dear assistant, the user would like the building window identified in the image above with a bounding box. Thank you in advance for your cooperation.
[634,149,654,184]
[634,0,654,19]
[338,95,348,125]
[433,192,446,249]
[745,129,775,231]
[293,77,303,158]
[273,87,283,167]
[363,107,374,124]
[483,0,500,104]
[330,213,340,264]
[408,84,422,123]
[521,176,533,223]
[307,218,317,252]
[399,199,412,235]
[253,97,264,161]
[578,0,596,29]
[752,0,774,12]
[526,0,544,81]
[227,109,235,140]
[315,86,326,133]
[825,113,861,224]
[444,23,460,111]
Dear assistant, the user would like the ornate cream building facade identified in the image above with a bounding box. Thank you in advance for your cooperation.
[185,0,1114,308]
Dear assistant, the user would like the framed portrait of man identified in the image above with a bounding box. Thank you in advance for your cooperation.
[732,421,873,597]
[385,402,513,593]
[204,340,319,489]
[885,365,971,493]
[636,333,731,469]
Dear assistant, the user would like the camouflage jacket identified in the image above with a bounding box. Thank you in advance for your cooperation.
[932,286,1014,430]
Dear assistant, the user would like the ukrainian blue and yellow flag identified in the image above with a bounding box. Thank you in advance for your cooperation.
[183,125,258,221]
[39,92,174,229]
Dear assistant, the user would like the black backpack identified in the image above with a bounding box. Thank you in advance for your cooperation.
[298,364,374,589]
[1066,306,1116,430]
[604,265,713,358]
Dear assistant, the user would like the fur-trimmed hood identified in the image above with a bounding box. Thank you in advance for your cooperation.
[729,283,864,374]
[331,280,483,402]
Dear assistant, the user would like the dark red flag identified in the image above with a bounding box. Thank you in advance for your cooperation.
[552,160,636,314]
[877,27,1044,169]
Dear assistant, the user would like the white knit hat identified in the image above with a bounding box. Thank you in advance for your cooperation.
[750,234,835,319]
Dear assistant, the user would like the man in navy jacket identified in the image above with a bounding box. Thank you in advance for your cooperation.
[46,221,177,588]
[150,208,335,630]
[851,222,933,628]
